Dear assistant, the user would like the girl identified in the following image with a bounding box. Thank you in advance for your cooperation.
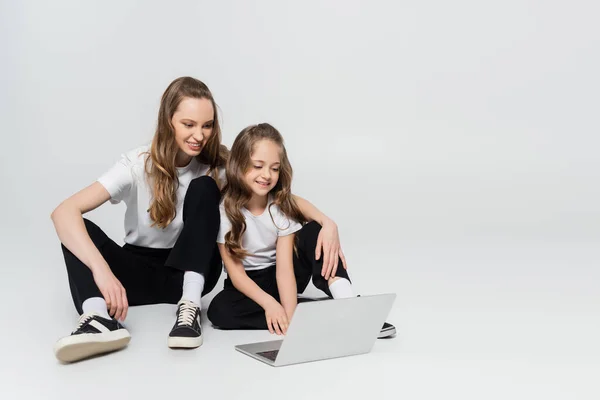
[52,77,348,363]
[207,123,396,338]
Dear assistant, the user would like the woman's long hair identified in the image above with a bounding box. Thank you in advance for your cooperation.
[223,123,306,260]
[146,77,228,228]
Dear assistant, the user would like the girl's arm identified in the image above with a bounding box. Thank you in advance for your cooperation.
[293,195,348,279]
[218,244,289,335]
[51,182,129,321]
[275,234,297,320]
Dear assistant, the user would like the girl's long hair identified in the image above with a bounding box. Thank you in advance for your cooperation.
[223,123,306,260]
[146,77,228,228]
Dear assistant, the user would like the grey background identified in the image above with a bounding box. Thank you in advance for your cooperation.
[1,0,598,399]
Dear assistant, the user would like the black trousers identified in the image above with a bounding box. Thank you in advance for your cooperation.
[62,176,223,315]
[207,221,350,330]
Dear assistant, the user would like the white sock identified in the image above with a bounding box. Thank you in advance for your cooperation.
[82,297,111,319]
[181,271,205,307]
[328,278,355,299]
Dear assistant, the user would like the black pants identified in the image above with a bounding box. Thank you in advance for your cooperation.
[62,176,223,315]
[207,221,350,330]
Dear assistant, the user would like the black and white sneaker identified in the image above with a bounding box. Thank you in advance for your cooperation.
[168,299,202,348]
[378,322,396,338]
[54,313,131,363]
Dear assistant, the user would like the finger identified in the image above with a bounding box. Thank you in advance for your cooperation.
[324,245,335,279]
[331,250,339,279]
[114,291,123,322]
[121,288,128,321]
[321,243,330,277]
[340,249,348,270]
[100,288,111,314]
[273,319,283,336]
[327,248,336,279]
[282,316,289,334]
[315,233,323,260]
[267,317,274,334]
[108,291,117,317]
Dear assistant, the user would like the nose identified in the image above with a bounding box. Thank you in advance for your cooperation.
[193,128,204,142]
[261,168,271,181]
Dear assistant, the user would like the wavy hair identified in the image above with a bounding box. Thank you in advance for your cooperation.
[145,77,228,228]
[223,123,306,260]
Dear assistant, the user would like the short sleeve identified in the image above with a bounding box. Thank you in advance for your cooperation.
[97,149,139,204]
[272,205,302,237]
[216,203,232,244]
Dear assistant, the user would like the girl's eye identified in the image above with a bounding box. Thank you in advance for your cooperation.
[272,168,279,172]
[203,123,214,129]
[184,123,193,128]
[254,165,262,169]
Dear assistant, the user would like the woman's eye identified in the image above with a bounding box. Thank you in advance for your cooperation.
[272,168,279,172]
[254,165,262,169]
[203,124,213,129]
[184,123,193,128]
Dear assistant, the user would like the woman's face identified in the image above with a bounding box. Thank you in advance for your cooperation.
[171,97,214,166]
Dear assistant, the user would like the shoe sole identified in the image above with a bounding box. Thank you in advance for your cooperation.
[378,326,396,339]
[54,329,131,363]
[168,335,203,349]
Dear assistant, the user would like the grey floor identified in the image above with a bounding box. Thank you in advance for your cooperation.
[2,237,598,399]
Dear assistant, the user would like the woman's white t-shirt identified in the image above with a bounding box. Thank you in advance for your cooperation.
[97,144,224,249]
[216,197,303,271]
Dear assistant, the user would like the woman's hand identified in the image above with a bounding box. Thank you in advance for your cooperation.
[264,299,289,335]
[316,219,348,280]
[92,265,128,321]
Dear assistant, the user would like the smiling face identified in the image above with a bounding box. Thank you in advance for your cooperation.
[244,139,281,199]
[171,97,215,167]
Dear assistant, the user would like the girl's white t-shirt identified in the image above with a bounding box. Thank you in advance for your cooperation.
[216,197,303,270]
[97,144,225,249]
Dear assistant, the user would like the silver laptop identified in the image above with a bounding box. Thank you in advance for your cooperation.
[235,293,396,367]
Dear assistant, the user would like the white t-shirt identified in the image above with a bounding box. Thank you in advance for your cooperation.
[97,144,225,248]
[216,197,303,270]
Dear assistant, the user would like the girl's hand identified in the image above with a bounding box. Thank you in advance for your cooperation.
[92,265,128,321]
[264,300,289,335]
[316,219,348,280]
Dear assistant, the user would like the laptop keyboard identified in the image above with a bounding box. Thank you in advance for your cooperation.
[257,350,279,361]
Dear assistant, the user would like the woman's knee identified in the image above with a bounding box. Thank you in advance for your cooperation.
[187,176,220,204]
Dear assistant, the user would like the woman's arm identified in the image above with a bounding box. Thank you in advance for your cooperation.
[293,195,348,280]
[51,182,111,273]
[275,234,297,320]
[218,244,289,334]
[50,181,129,321]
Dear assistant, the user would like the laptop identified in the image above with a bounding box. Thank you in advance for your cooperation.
[235,293,396,367]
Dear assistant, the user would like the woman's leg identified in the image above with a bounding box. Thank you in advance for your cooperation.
[207,267,279,330]
[62,219,172,315]
[57,218,171,363]
[162,176,223,348]
[164,176,222,298]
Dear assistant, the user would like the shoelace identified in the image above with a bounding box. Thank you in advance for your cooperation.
[176,302,197,326]
[72,313,96,333]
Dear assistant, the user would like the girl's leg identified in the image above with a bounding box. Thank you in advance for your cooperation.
[293,222,397,339]
[293,221,351,297]
[207,267,279,330]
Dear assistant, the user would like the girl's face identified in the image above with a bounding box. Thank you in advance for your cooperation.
[245,139,281,198]
[172,97,214,165]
